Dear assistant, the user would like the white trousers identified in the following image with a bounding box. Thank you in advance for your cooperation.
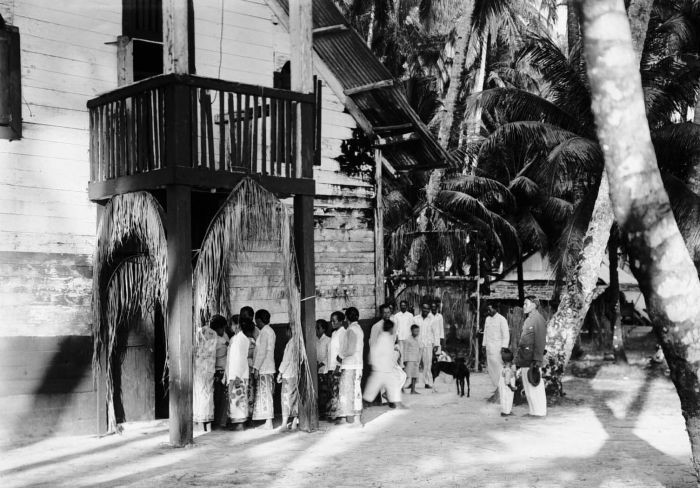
[420,345,434,387]
[521,367,546,416]
[486,345,503,387]
[363,370,402,403]
[498,375,514,414]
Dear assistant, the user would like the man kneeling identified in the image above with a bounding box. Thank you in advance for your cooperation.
[363,319,404,409]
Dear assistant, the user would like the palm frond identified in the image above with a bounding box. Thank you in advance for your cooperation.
[662,172,700,272]
[441,173,516,210]
[653,121,700,190]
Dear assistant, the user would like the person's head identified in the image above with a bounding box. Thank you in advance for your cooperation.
[240,306,254,322]
[346,307,359,323]
[330,311,345,330]
[431,300,440,315]
[400,300,408,313]
[411,324,419,337]
[389,303,396,314]
[240,319,256,338]
[209,314,227,337]
[227,314,240,337]
[316,319,329,338]
[380,303,392,320]
[254,309,270,328]
[420,302,430,318]
[383,319,395,334]
[523,296,539,314]
[486,304,496,317]
[501,347,514,364]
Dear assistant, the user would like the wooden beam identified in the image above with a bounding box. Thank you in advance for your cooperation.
[373,122,414,134]
[167,184,193,447]
[116,36,134,87]
[344,79,394,96]
[313,24,348,36]
[163,0,190,74]
[175,168,316,196]
[374,132,419,147]
[374,149,385,311]
[88,169,171,201]
[290,0,318,433]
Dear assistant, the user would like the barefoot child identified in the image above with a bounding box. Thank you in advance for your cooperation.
[499,348,517,416]
[278,327,299,430]
[403,325,421,394]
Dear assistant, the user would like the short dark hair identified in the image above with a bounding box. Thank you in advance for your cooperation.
[410,324,419,330]
[383,319,394,332]
[501,347,514,363]
[421,302,431,309]
[255,309,271,324]
[524,296,540,307]
[432,298,441,305]
[331,311,345,323]
[316,319,329,335]
[230,314,240,325]
[240,306,254,318]
[209,314,227,331]
[380,303,392,312]
[345,307,359,322]
[400,300,408,306]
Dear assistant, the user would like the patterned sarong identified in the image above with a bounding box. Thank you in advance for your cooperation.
[252,373,275,420]
[227,377,249,423]
[247,373,256,418]
[326,372,340,419]
[193,329,218,423]
[281,377,299,417]
[337,369,362,417]
[318,372,330,418]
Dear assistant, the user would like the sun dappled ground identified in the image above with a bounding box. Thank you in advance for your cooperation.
[1,350,696,488]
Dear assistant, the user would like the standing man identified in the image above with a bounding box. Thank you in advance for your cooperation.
[252,309,276,429]
[413,303,435,389]
[483,304,510,389]
[392,300,414,357]
[516,296,547,417]
[370,303,393,347]
[430,300,446,354]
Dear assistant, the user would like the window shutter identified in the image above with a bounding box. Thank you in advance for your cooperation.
[0,22,21,140]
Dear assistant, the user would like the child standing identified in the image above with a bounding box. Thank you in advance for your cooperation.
[403,324,421,394]
[278,327,299,431]
[499,348,517,416]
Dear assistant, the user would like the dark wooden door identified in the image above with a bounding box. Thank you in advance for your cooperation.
[120,315,155,422]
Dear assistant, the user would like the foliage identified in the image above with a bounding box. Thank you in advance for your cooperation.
[335,128,375,184]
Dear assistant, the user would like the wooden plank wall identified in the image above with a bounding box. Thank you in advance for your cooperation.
[0,0,120,441]
[196,0,379,323]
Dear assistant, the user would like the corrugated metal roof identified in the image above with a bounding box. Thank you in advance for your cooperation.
[272,0,450,172]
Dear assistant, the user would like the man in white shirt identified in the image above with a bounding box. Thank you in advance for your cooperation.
[370,304,393,348]
[392,300,414,356]
[413,303,436,388]
[430,300,446,354]
[252,309,276,429]
[483,304,511,388]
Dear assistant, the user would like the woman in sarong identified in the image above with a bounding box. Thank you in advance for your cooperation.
[252,309,276,429]
[193,317,219,430]
[278,327,299,430]
[326,311,346,421]
[226,319,256,430]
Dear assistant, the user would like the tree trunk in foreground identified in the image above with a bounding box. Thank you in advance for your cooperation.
[543,175,614,395]
[542,0,652,395]
[582,0,700,478]
[607,227,627,362]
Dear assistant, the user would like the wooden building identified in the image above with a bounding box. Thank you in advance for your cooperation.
[0,0,446,445]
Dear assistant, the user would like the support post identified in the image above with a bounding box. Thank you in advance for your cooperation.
[95,204,107,435]
[290,0,318,432]
[374,149,385,310]
[167,185,193,446]
[163,0,190,74]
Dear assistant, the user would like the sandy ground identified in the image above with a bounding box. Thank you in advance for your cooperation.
[1,360,697,488]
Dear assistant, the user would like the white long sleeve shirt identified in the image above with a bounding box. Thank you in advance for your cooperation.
[226,331,250,380]
[327,327,346,370]
[278,340,298,379]
[370,331,396,373]
[484,313,510,350]
[413,314,435,347]
[339,322,364,370]
[316,334,331,374]
[253,324,276,374]
[392,311,414,341]
[430,312,445,344]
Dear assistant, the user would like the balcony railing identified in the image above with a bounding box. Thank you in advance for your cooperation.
[87,73,320,191]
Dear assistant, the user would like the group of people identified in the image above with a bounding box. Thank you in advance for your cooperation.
[314,300,448,425]
[192,295,548,432]
[483,296,547,417]
[193,306,300,432]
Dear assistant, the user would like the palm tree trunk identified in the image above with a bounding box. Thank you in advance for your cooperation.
[582,0,700,479]
[627,0,653,64]
[465,36,489,146]
[516,256,525,305]
[366,3,375,49]
[542,0,652,394]
[543,174,614,395]
[567,0,581,56]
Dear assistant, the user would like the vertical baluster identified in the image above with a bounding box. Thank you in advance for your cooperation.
[285,100,292,178]
[270,97,277,176]
[151,89,159,170]
[130,95,137,174]
[98,106,104,181]
[199,89,207,167]
[190,87,197,167]
[116,100,123,177]
[228,93,236,169]
[106,103,113,179]
[242,94,251,172]
[252,95,259,173]
[146,91,153,171]
[205,92,215,169]
[159,88,166,169]
[137,94,145,173]
[261,96,267,175]
[236,93,243,168]
[89,109,95,182]
[218,90,225,171]
[291,101,297,178]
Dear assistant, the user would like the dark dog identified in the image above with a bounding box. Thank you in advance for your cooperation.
[431,359,470,397]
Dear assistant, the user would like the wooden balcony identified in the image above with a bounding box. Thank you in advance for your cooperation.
[87,73,320,201]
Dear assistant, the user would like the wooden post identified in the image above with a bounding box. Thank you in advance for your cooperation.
[374,148,385,311]
[95,203,107,435]
[116,36,133,87]
[475,250,480,371]
[290,0,318,432]
[163,0,190,74]
[167,185,193,446]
